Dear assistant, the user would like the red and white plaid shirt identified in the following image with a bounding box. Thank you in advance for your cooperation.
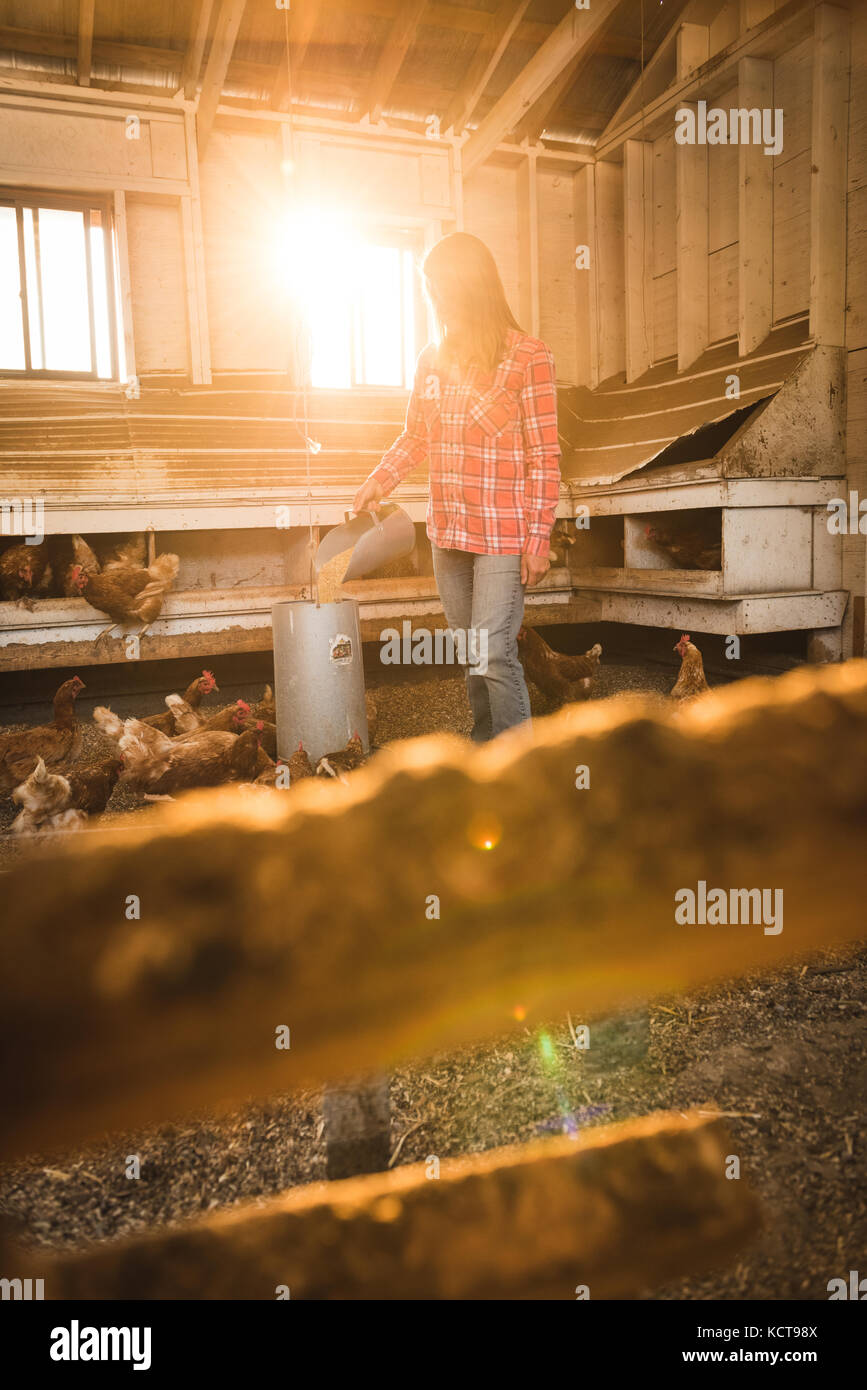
[371,329,561,558]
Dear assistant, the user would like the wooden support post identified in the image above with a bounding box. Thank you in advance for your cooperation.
[809,3,850,347]
[112,190,136,387]
[587,161,625,388]
[623,139,653,382]
[676,102,709,371]
[737,56,774,356]
[39,1114,760,1300]
[517,149,540,337]
[573,165,593,387]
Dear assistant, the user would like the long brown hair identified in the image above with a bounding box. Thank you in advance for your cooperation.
[422,232,521,377]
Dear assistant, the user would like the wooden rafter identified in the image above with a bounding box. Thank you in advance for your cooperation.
[364,0,428,123]
[511,47,591,144]
[181,0,216,100]
[271,0,320,113]
[461,0,620,175]
[443,0,531,136]
[77,0,95,88]
[196,0,248,157]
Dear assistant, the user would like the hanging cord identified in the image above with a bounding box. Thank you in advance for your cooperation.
[281,5,318,604]
[639,0,652,366]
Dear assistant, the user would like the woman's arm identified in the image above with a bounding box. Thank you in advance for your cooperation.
[520,342,561,571]
[353,355,431,513]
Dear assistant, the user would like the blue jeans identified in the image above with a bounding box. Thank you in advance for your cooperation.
[432,545,531,742]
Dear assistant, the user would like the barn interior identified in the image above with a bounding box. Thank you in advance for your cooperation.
[0,0,865,1313]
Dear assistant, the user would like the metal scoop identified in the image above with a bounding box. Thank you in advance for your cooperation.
[315,503,415,581]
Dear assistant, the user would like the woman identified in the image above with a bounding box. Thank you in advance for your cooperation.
[353,232,561,741]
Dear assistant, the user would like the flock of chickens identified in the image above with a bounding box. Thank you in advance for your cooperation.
[0,535,179,644]
[0,612,710,838]
[0,669,375,838]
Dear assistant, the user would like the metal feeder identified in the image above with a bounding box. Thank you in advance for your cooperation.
[271,504,414,765]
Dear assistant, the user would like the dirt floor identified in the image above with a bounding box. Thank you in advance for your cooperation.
[0,656,863,1299]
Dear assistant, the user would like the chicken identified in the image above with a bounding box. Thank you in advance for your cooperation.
[289,741,315,783]
[117,720,249,795]
[229,726,267,783]
[644,524,721,572]
[192,698,253,735]
[165,695,204,736]
[103,535,147,571]
[316,732,366,780]
[92,705,124,743]
[0,541,54,606]
[548,519,576,568]
[252,685,275,723]
[671,634,711,701]
[140,670,219,735]
[65,754,124,814]
[0,677,85,793]
[10,751,120,831]
[517,626,602,706]
[65,535,179,639]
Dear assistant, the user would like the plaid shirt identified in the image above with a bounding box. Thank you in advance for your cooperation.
[371,330,561,558]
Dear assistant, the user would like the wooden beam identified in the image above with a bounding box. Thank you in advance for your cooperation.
[461,0,619,176]
[737,56,773,355]
[676,102,709,371]
[511,46,587,145]
[809,3,850,347]
[40,1114,760,1300]
[271,0,321,113]
[443,0,531,136]
[181,0,216,100]
[623,139,653,382]
[365,0,428,124]
[196,0,248,158]
[9,581,864,1155]
[596,6,685,143]
[77,0,94,88]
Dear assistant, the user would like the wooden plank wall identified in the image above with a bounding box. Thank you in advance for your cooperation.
[773,37,812,324]
[462,161,525,326]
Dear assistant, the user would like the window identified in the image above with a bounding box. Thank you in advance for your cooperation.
[281,212,426,391]
[0,193,122,380]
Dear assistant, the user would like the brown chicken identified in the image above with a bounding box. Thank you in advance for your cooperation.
[192,698,254,735]
[517,626,602,706]
[10,750,121,831]
[671,634,711,701]
[141,670,219,735]
[117,720,256,794]
[65,754,124,814]
[66,535,179,636]
[316,732,366,780]
[0,676,85,793]
[165,695,204,736]
[230,726,267,782]
[252,685,275,723]
[644,524,721,572]
[103,535,146,571]
[0,541,54,606]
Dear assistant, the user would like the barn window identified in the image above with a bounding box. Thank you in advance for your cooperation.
[0,193,121,381]
[280,211,425,391]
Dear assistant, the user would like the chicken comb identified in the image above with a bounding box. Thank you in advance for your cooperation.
[236,698,251,712]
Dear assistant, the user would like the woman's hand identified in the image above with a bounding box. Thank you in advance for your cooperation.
[521,551,550,587]
[353,478,384,515]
